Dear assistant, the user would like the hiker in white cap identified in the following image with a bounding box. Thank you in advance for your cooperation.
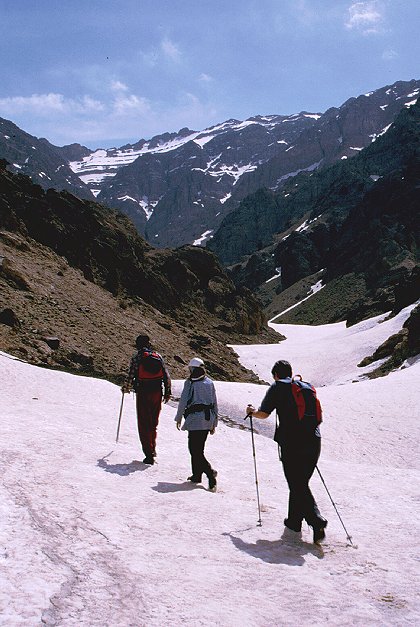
[175,357,218,492]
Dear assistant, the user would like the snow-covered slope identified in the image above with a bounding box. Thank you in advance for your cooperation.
[1,306,419,625]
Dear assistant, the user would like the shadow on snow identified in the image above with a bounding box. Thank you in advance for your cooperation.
[97,453,148,476]
[224,529,324,565]
[152,481,206,493]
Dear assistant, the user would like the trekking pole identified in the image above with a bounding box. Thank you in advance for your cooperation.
[245,414,262,526]
[316,465,354,546]
[115,392,125,443]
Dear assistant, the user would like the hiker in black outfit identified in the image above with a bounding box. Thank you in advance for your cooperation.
[122,334,171,465]
[246,359,327,543]
[175,357,218,492]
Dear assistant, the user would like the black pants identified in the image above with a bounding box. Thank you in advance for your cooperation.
[281,437,325,528]
[188,430,213,480]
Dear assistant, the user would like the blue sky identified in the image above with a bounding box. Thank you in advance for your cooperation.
[0,0,419,148]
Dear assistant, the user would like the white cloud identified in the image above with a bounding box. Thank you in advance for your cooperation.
[0,87,218,146]
[293,0,318,26]
[111,80,129,92]
[199,73,213,83]
[345,1,384,34]
[161,37,181,62]
[382,48,398,60]
[0,93,104,116]
[113,94,151,115]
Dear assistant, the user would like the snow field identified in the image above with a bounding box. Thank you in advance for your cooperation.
[0,303,419,626]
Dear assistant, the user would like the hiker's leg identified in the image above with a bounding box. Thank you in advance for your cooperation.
[147,389,163,457]
[281,446,304,528]
[188,430,211,479]
[301,438,326,527]
[136,389,162,458]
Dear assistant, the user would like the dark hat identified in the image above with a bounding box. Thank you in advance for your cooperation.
[135,334,150,349]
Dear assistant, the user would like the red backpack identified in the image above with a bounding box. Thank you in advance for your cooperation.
[138,349,164,381]
[291,375,323,426]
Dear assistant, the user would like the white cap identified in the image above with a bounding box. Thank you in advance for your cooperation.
[188,357,204,368]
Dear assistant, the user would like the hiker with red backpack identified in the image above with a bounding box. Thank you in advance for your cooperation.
[122,334,171,465]
[245,359,327,544]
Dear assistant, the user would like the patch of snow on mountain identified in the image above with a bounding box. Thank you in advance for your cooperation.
[116,194,155,219]
[193,159,259,185]
[405,99,418,108]
[268,278,325,320]
[265,267,281,283]
[192,230,213,246]
[78,172,116,185]
[220,192,232,204]
[369,123,392,142]
[272,161,322,189]
[193,135,214,148]
[295,214,322,233]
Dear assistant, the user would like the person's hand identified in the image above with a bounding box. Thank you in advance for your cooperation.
[121,385,130,394]
[246,404,255,416]
[176,421,181,430]
[210,428,215,435]
[164,394,171,404]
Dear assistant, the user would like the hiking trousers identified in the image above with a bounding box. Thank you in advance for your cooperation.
[187,430,214,480]
[281,437,325,529]
[136,388,162,459]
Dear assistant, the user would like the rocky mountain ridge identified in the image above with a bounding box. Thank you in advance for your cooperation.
[71,80,420,248]
[0,118,94,201]
[1,79,418,250]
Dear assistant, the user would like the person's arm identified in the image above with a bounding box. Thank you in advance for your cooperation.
[245,383,277,420]
[174,380,191,429]
[162,362,172,402]
[121,355,136,393]
[210,382,218,433]
[246,405,270,419]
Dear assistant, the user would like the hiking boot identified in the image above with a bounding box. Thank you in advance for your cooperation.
[284,518,302,532]
[312,520,328,544]
[143,457,154,465]
[208,470,217,492]
[187,475,202,483]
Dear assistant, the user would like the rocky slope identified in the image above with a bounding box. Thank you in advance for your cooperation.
[0,162,278,384]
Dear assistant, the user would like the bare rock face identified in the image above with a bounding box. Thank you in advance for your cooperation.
[0,307,20,328]
[404,305,420,356]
